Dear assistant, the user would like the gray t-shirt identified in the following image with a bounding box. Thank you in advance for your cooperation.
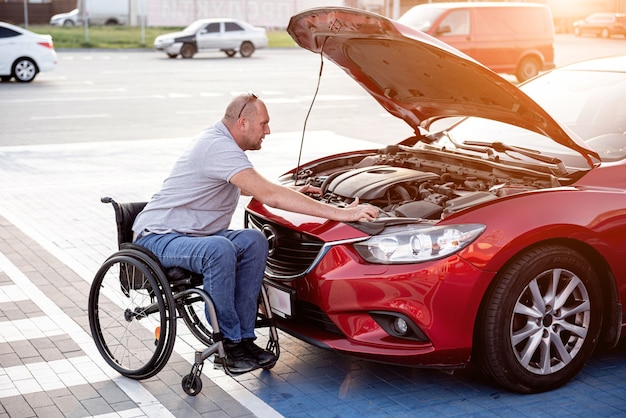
[133,120,253,236]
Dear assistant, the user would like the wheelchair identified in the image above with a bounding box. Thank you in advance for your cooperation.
[88,197,280,396]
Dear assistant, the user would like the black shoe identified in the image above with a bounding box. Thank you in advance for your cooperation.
[221,341,259,374]
[242,338,278,367]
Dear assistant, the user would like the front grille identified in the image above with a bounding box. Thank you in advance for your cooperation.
[246,212,324,280]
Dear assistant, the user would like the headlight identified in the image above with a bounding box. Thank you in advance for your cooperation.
[155,37,174,46]
[354,223,485,264]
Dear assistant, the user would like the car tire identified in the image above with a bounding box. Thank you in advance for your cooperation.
[475,244,602,393]
[167,53,178,59]
[181,44,196,59]
[12,58,38,83]
[515,56,540,82]
[63,20,75,27]
[601,28,610,38]
[1,76,11,82]
[239,41,255,58]
[224,50,236,57]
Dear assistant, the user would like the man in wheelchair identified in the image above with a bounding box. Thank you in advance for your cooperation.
[132,94,379,373]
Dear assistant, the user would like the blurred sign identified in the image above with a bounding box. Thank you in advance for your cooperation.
[146,0,344,27]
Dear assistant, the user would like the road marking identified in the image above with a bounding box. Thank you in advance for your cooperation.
[0,317,65,343]
[0,252,174,417]
[30,114,109,120]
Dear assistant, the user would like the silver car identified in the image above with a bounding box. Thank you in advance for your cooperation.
[49,8,79,26]
[154,18,268,59]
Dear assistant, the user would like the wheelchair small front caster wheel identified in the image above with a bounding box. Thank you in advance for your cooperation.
[182,374,202,396]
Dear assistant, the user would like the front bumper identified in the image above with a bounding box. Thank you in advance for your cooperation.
[154,42,182,55]
[264,242,495,368]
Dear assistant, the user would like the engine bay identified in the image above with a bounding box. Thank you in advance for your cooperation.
[288,144,563,220]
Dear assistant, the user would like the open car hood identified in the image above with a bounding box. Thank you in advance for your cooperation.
[287,7,599,165]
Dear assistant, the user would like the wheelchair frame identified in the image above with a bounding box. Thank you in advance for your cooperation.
[88,197,280,395]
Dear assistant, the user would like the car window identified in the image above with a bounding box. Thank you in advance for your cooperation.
[0,27,20,38]
[590,15,611,23]
[204,22,220,34]
[397,7,446,32]
[224,22,244,32]
[474,8,549,36]
[438,10,469,36]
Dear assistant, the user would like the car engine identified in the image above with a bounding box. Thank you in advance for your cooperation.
[290,144,561,220]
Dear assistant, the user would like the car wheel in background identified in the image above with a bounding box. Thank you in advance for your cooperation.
[12,58,38,82]
[239,41,255,58]
[475,245,602,393]
[515,56,540,82]
[224,49,236,57]
[167,53,178,59]
[180,43,196,59]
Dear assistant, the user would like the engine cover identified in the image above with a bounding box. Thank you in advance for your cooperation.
[324,165,439,200]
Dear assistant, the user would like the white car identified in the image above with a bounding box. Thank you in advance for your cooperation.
[154,18,268,59]
[0,22,58,82]
[50,8,79,26]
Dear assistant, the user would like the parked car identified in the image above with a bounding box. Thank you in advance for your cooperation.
[154,18,268,59]
[245,7,626,394]
[0,22,57,82]
[49,8,79,26]
[573,12,626,38]
[397,2,555,82]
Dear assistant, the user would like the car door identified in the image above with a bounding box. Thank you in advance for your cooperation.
[222,21,247,49]
[0,26,21,75]
[195,22,222,51]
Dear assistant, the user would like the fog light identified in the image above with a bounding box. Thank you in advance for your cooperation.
[392,317,409,335]
[369,311,429,342]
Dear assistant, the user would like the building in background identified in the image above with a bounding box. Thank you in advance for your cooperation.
[1,0,626,31]
[136,0,396,28]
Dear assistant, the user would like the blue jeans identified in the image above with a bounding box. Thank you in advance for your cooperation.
[135,229,268,343]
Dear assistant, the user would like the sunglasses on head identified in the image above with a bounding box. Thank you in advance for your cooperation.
[237,92,258,119]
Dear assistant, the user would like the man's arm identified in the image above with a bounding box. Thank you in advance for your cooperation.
[231,168,378,222]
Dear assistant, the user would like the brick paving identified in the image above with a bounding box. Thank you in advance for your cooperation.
[1,134,625,417]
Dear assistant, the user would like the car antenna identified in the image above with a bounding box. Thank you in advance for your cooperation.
[293,36,329,185]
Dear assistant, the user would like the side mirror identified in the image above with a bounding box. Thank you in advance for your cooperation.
[435,24,452,36]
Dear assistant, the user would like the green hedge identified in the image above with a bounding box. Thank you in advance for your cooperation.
[29,25,296,49]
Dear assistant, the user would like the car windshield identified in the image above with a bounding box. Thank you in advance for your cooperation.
[521,68,626,141]
[183,20,209,34]
[433,67,626,165]
[397,7,445,31]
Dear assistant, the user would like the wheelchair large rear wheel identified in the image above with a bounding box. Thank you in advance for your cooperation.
[88,253,176,379]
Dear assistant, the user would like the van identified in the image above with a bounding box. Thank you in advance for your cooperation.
[398,2,555,82]
[76,0,129,26]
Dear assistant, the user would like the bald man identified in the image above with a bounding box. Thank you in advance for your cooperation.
[133,94,378,373]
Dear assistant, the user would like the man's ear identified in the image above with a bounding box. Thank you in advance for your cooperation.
[237,118,247,131]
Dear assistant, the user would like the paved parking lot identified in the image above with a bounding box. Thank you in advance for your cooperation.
[2,40,626,417]
[1,133,625,418]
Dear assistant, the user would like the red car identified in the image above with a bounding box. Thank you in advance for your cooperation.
[245,7,626,393]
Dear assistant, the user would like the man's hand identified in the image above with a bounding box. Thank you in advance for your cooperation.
[346,197,379,222]
[296,183,322,195]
